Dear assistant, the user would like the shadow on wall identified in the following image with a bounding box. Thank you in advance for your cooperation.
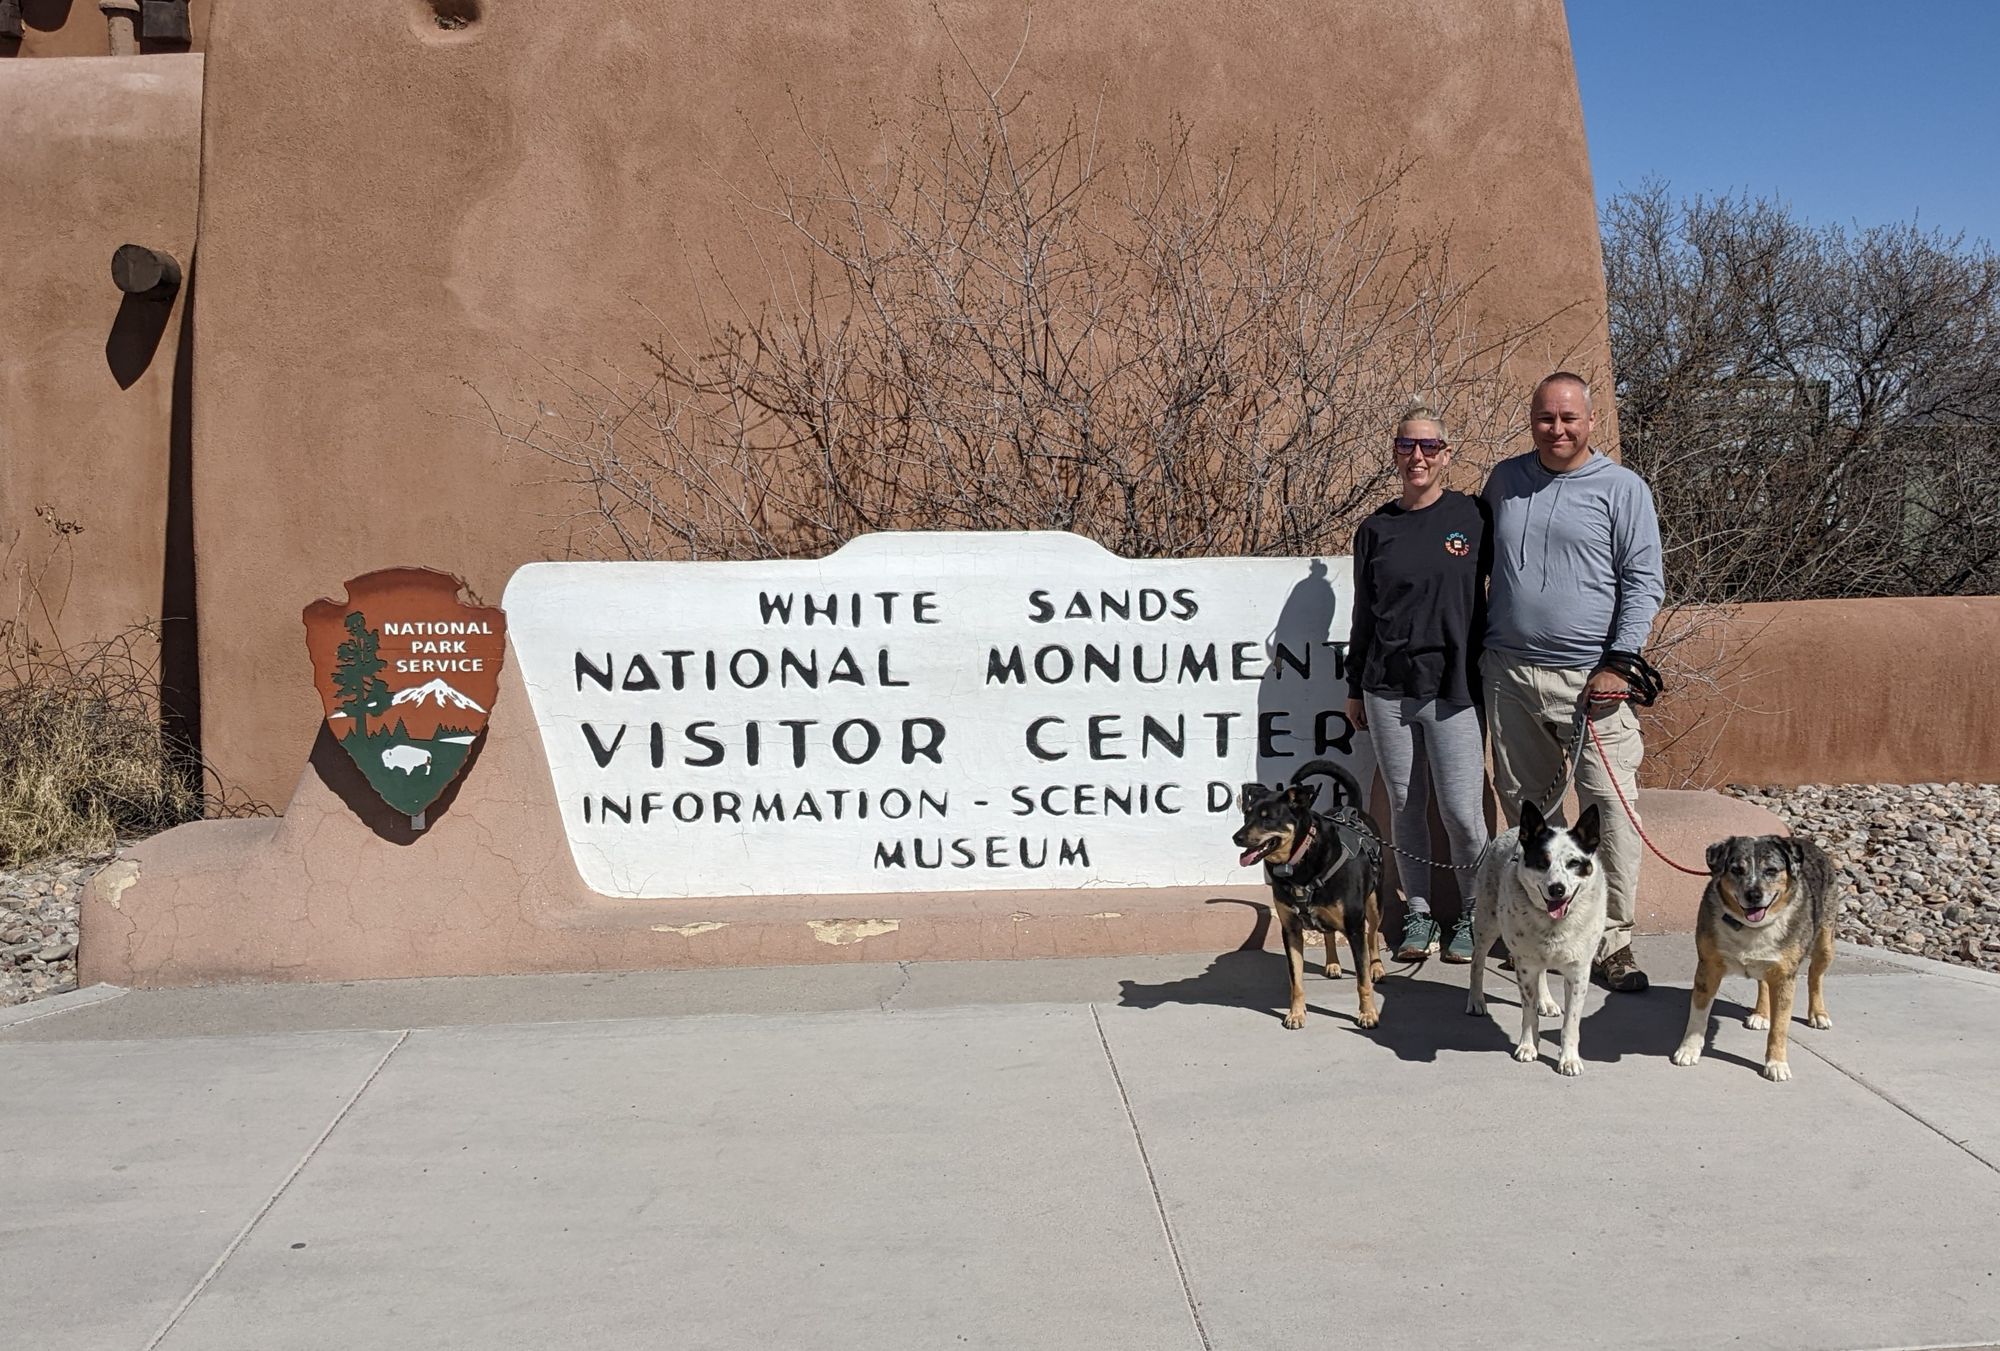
[2,1,192,55]
[0,0,76,54]
[1253,558,1350,791]
[105,291,177,389]
[159,269,200,768]
[22,0,78,28]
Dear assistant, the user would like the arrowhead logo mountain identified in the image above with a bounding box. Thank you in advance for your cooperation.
[303,568,507,818]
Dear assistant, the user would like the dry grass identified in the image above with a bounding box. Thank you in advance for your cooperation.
[0,626,259,868]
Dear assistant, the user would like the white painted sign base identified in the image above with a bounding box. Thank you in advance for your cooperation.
[503,532,1370,898]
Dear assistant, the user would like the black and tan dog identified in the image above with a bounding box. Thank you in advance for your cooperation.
[1234,760,1386,1029]
[1671,835,1842,1081]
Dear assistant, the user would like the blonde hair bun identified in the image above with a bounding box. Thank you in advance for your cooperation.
[1396,397,1447,441]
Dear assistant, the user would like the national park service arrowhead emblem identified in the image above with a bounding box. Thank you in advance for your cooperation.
[303,568,506,818]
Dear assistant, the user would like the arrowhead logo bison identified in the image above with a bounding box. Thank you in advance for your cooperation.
[303,568,506,818]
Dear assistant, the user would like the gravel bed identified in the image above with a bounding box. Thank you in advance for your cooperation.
[0,849,116,1008]
[1726,783,2000,974]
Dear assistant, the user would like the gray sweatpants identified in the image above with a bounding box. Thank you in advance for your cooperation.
[1361,693,1491,914]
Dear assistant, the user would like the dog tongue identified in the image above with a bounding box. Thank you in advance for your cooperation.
[1745,905,1769,923]
[1240,845,1265,867]
[1548,900,1570,920]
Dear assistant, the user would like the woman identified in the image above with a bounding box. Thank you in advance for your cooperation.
[1344,401,1492,962]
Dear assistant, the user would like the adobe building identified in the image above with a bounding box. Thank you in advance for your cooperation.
[8,2,1996,987]
[6,0,1630,806]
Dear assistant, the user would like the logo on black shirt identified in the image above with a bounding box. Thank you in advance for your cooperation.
[1444,531,1469,558]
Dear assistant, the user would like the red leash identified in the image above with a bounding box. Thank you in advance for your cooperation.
[1583,692,1710,877]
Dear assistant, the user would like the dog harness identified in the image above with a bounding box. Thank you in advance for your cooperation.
[1266,819,1370,929]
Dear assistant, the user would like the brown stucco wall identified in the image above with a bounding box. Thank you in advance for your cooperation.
[0,56,202,675]
[184,0,1612,805]
[1646,598,2000,789]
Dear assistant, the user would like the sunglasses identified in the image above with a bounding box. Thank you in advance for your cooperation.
[1393,438,1448,457]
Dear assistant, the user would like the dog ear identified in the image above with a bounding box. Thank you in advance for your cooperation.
[1706,840,1732,875]
[1774,834,1824,890]
[1286,784,1319,812]
[1238,783,1268,807]
[1573,803,1602,855]
[1519,798,1544,835]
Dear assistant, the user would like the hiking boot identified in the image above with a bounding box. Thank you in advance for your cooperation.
[1592,944,1650,993]
[1441,912,1477,964]
[1396,912,1440,960]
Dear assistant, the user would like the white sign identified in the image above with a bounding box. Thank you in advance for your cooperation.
[503,533,1371,898]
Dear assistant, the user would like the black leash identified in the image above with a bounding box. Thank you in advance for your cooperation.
[1325,805,1493,874]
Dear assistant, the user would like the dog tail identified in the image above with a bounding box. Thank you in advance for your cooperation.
[1288,759,1364,812]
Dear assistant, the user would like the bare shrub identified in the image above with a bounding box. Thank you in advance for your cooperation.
[1605,182,2000,603]
[1,512,266,866]
[484,54,1571,562]
[0,628,204,866]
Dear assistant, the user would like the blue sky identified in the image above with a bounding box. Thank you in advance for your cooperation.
[1566,2,2000,243]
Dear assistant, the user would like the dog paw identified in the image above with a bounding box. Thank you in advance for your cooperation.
[1323,966,1343,980]
[1557,1055,1583,1077]
[1282,1011,1306,1030]
[1762,1059,1792,1083]
[1670,1045,1703,1067]
[1512,1043,1538,1064]
[1808,1012,1832,1030]
[1369,961,1386,982]
[1538,999,1562,1018]
[1745,1013,1770,1030]
[1465,996,1486,1017]
[1355,1010,1380,1029]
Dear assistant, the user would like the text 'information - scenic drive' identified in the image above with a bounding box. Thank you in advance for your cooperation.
[503,533,1369,898]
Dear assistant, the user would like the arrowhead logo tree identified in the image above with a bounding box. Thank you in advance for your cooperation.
[304,569,507,819]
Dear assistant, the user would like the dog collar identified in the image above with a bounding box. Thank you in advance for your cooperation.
[1719,910,1743,931]
[1285,826,1317,867]
[1272,823,1320,875]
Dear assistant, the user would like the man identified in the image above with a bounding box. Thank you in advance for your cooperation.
[1481,372,1665,991]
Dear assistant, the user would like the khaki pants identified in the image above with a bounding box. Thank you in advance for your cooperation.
[1481,652,1643,961]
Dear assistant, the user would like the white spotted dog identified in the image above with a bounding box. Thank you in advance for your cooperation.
[1465,800,1608,1077]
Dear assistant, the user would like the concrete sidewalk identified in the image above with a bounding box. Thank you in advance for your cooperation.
[5,936,1998,1351]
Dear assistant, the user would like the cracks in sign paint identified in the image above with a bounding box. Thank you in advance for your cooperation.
[806,918,900,946]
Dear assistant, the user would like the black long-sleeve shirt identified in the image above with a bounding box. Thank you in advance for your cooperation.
[1345,490,1491,706]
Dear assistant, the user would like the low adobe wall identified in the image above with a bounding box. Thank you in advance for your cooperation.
[79,653,1782,990]
[1645,597,2000,789]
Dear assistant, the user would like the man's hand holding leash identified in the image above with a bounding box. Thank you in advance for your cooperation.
[1582,668,1631,715]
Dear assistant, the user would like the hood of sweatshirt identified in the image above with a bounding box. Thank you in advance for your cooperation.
[1513,451,1612,578]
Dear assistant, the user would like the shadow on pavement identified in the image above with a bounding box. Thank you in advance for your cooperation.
[1116,900,1384,1026]
[1116,939,1776,1073]
[1355,968,1512,1063]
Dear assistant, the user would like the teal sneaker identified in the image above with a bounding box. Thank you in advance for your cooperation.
[1395,912,1440,961]
[1441,912,1477,964]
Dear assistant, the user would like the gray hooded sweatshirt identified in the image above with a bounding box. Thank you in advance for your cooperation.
[1480,450,1665,668]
